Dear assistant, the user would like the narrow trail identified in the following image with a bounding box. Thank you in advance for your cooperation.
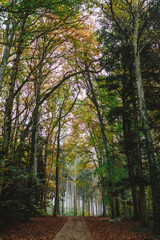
[53,216,94,240]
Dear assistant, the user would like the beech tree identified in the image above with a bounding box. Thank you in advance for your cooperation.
[0,0,91,223]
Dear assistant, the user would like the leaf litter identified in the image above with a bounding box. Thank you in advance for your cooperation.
[84,217,159,240]
[0,216,159,240]
[0,216,67,240]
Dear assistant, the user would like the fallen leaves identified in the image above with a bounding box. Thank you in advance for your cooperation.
[84,217,159,240]
[0,216,159,240]
[0,216,68,240]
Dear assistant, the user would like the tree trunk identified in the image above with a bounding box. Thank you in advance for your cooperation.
[28,63,43,208]
[88,200,90,216]
[133,4,160,233]
[90,197,94,216]
[82,188,85,216]
[40,138,49,211]
[101,177,107,217]
[74,182,77,216]
[53,120,61,217]
[115,195,121,218]
[29,62,43,178]
[77,194,80,215]
[0,16,14,91]
[121,62,140,220]
[66,178,69,214]
[131,76,148,226]
[121,190,126,215]
[122,109,139,220]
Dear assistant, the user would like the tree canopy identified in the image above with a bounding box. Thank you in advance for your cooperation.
[0,0,160,235]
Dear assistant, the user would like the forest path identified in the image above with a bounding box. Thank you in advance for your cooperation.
[53,216,94,240]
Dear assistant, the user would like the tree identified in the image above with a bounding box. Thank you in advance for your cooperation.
[0,0,93,223]
[96,0,160,232]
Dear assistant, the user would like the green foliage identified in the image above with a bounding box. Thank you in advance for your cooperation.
[76,169,94,200]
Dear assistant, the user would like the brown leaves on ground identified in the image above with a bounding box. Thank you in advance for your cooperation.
[84,217,159,240]
[1,216,159,240]
[0,216,68,240]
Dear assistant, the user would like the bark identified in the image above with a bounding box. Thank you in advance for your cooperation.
[40,138,48,210]
[82,188,85,216]
[60,189,65,215]
[95,199,98,216]
[10,95,20,153]
[122,100,139,221]
[66,178,69,214]
[0,17,14,91]
[115,196,121,218]
[77,194,80,215]
[88,200,90,216]
[101,176,107,217]
[29,62,43,178]
[74,166,77,216]
[90,197,94,215]
[27,63,43,207]
[131,76,148,226]
[74,184,77,216]
[53,120,61,217]
[133,4,160,233]
[121,62,140,220]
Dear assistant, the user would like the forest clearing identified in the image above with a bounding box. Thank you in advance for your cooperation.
[0,0,160,239]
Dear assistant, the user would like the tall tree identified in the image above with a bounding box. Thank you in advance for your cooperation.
[97,0,160,232]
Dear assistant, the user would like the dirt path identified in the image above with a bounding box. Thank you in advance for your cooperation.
[53,217,94,240]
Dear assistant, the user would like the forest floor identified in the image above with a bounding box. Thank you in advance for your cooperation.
[84,217,159,240]
[0,216,159,240]
[0,216,67,240]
